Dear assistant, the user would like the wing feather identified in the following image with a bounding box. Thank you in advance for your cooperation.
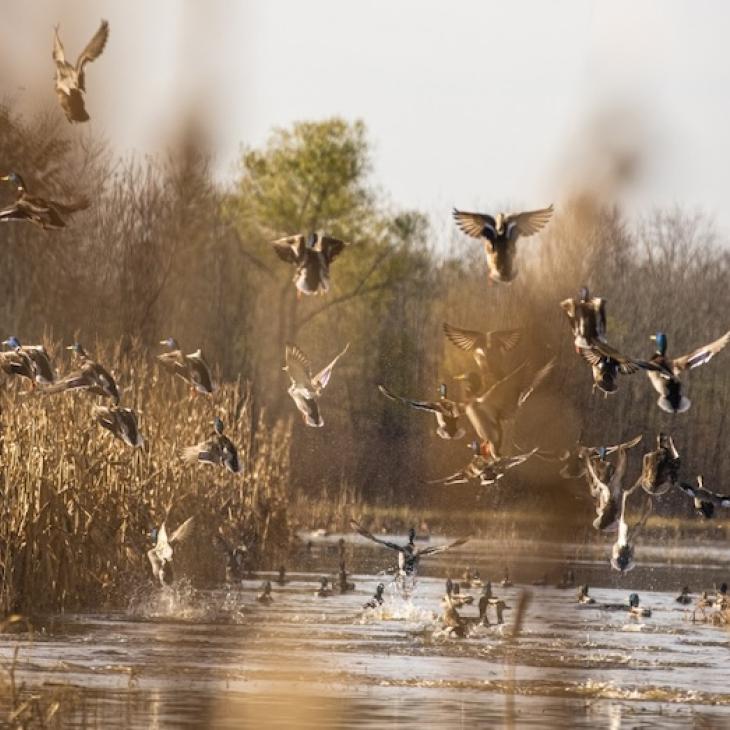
[76,19,109,72]
[452,209,496,239]
[507,205,554,237]
[271,235,304,264]
[673,330,730,372]
[313,343,349,390]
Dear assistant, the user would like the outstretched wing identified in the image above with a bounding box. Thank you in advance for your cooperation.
[426,466,471,486]
[603,434,643,456]
[452,209,497,239]
[672,330,730,372]
[478,361,529,418]
[377,384,444,414]
[271,235,305,264]
[350,520,404,552]
[498,449,537,471]
[507,205,553,237]
[76,19,110,84]
[284,343,313,386]
[417,536,470,556]
[313,343,349,390]
[443,321,486,352]
[588,342,641,374]
[517,357,556,407]
[52,25,66,65]
[169,516,195,545]
[319,235,346,264]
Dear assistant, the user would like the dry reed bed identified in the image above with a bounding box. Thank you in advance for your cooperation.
[0,340,292,614]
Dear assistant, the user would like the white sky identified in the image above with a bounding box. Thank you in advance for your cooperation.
[3,0,730,233]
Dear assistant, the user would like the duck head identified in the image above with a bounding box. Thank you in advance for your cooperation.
[628,592,640,608]
[159,337,179,350]
[66,342,88,358]
[306,232,318,249]
[1,172,26,191]
[579,286,590,302]
[650,332,667,355]
[2,336,21,351]
[494,212,506,235]
[213,416,225,435]
[375,583,384,598]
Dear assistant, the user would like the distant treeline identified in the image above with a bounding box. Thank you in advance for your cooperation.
[1,103,728,529]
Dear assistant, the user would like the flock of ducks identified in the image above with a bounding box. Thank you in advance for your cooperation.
[2,20,729,598]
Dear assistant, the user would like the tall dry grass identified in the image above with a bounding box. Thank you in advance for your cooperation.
[0,339,292,614]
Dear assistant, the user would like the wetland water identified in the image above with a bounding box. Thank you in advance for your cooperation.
[2,534,730,728]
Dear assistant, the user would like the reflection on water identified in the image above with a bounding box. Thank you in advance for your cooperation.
[2,537,730,728]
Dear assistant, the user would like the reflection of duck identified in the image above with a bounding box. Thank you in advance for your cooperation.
[338,561,355,593]
[478,582,506,625]
[276,566,288,586]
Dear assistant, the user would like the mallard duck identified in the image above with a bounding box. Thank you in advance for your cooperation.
[53,19,109,123]
[157,338,215,395]
[628,593,651,618]
[182,417,240,473]
[675,476,730,519]
[442,322,522,382]
[215,533,248,582]
[0,173,88,229]
[441,592,468,637]
[675,586,692,605]
[337,560,356,593]
[428,440,536,487]
[639,433,680,496]
[271,233,348,296]
[560,288,607,350]
[315,576,333,597]
[455,358,555,458]
[580,341,659,396]
[363,583,385,609]
[42,342,119,403]
[478,584,506,625]
[585,444,629,531]
[147,516,195,586]
[350,521,468,579]
[93,404,143,448]
[501,567,513,588]
[557,435,643,479]
[452,205,553,283]
[378,382,465,439]
[645,330,730,413]
[256,580,274,604]
[0,346,34,385]
[611,485,653,573]
[2,338,55,385]
[577,585,595,604]
[284,342,349,427]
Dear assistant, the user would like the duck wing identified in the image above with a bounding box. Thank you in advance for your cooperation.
[75,19,110,90]
[516,357,556,408]
[586,342,641,374]
[417,536,469,557]
[52,25,67,66]
[426,465,472,486]
[284,343,313,388]
[186,351,215,393]
[169,516,195,546]
[271,235,305,264]
[672,330,730,372]
[452,209,497,241]
[318,235,347,264]
[312,343,349,390]
[350,520,404,552]
[602,434,643,456]
[506,205,553,237]
[377,384,447,414]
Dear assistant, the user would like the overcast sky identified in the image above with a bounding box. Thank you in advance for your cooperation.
[3,0,730,233]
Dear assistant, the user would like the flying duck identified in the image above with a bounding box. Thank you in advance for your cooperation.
[271,233,348,296]
[157,338,215,395]
[442,322,522,382]
[182,417,240,473]
[147,516,195,586]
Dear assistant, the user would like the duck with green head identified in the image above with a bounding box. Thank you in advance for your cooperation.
[2,337,55,385]
[0,172,88,229]
[646,330,730,413]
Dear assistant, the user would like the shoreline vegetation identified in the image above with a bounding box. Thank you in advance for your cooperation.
[1,103,729,616]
